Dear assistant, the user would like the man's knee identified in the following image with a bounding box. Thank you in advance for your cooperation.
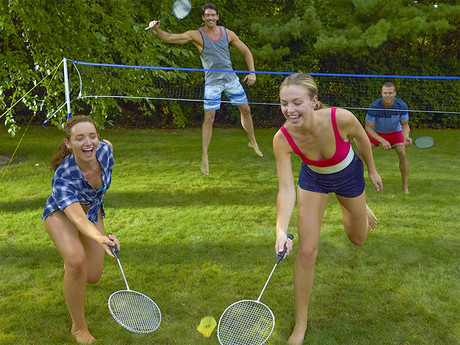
[203,111,216,124]
[238,104,251,116]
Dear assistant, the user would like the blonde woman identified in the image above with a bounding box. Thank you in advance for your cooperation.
[273,74,382,345]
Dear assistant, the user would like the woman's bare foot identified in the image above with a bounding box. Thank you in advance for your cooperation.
[248,142,263,157]
[287,324,307,345]
[71,326,95,344]
[366,204,377,232]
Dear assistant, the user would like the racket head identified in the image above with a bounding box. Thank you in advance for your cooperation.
[414,136,434,149]
[108,290,161,334]
[172,0,192,19]
[217,299,275,345]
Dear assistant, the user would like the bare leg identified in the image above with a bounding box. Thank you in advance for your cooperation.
[238,103,263,157]
[288,189,329,345]
[45,211,105,344]
[395,145,409,194]
[201,110,216,175]
[336,191,375,247]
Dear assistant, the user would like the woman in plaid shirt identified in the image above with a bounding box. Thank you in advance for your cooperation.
[42,115,119,344]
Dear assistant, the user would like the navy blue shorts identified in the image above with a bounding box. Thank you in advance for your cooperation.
[298,152,365,198]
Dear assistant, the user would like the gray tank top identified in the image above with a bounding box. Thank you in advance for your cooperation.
[199,26,238,84]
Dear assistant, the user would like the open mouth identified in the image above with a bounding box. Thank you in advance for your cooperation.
[82,147,94,158]
[288,114,301,123]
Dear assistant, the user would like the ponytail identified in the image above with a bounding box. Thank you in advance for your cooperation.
[51,142,72,171]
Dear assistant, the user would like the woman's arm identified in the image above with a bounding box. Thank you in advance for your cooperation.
[102,139,113,151]
[338,109,383,193]
[63,203,119,257]
[273,131,296,256]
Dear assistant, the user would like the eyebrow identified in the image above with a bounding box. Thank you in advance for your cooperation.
[280,97,303,102]
[74,132,97,138]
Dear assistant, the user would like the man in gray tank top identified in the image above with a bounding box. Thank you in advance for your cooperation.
[148,2,263,175]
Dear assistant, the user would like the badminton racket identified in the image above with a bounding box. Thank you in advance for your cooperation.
[217,234,294,345]
[107,234,161,334]
[414,136,434,149]
[145,0,192,30]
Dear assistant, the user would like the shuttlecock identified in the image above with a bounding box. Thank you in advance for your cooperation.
[197,316,217,338]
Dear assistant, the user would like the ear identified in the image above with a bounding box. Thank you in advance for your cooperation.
[311,95,318,108]
[64,139,72,150]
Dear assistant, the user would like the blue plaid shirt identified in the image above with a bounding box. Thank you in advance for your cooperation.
[42,141,114,223]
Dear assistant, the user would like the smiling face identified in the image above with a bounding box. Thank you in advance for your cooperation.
[381,85,396,106]
[202,8,219,28]
[280,84,317,126]
[65,121,99,164]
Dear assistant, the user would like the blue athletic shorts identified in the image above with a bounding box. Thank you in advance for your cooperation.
[298,152,365,198]
[203,78,248,111]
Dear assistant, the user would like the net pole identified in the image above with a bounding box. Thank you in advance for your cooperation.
[63,57,71,119]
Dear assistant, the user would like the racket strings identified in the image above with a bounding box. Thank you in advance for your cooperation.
[218,301,274,345]
[173,0,192,19]
[109,291,161,333]
[414,136,434,148]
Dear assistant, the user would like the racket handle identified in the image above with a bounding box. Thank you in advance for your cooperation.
[107,233,119,259]
[277,233,294,264]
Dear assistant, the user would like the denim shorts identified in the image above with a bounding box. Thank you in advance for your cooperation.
[203,78,248,111]
[298,152,365,198]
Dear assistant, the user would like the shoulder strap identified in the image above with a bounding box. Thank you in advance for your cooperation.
[280,126,309,163]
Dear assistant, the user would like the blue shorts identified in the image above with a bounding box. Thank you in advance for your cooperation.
[204,78,248,111]
[298,152,365,198]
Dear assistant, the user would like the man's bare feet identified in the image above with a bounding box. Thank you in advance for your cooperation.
[403,187,410,194]
[366,204,377,232]
[248,142,263,157]
[201,156,209,175]
[71,327,95,344]
[287,324,307,345]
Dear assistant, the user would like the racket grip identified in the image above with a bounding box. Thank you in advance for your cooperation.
[106,233,119,259]
[277,233,294,263]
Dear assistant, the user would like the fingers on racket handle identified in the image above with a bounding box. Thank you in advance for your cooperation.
[277,233,294,263]
[106,233,119,259]
[145,26,150,31]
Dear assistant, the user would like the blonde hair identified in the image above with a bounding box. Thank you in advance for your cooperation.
[51,116,98,171]
[280,73,327,110]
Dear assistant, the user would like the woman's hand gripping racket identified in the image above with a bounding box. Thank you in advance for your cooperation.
[217,234,294,345]
[107,234,161,334]
[145,0,192,30]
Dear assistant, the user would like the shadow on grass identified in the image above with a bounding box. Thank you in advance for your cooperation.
[0,197,45,212]
[0,185,276,213]
[103,186,276,208]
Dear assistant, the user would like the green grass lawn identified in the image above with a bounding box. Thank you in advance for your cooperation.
[0,125,458,344]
